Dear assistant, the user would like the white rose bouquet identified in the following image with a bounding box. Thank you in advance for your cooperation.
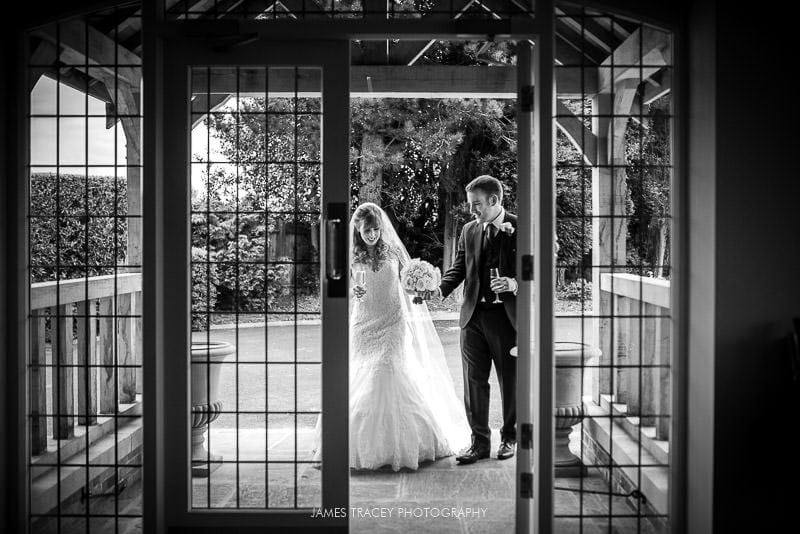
[400,258,441,304]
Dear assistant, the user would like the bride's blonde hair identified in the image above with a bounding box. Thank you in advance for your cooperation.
[351,203,393,271]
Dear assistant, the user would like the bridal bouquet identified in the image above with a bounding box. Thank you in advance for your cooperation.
[400,259,441,304]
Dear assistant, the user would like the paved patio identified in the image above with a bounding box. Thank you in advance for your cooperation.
[188,426,656,533]
[37,315,657,533]
[181,316,662,532]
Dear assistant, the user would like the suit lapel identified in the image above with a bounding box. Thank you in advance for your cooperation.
[473,221,483,266]
[497,212,512,266]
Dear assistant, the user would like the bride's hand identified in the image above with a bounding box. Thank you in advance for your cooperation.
[353,285,366,298]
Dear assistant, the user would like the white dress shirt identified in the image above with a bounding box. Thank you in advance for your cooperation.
[482,207,518,296]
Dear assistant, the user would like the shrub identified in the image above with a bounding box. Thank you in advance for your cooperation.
[267,259,292,307]
[29,173,128,283]
[191,247,218,331]
[557,279,592,302]
[213,236,292,312]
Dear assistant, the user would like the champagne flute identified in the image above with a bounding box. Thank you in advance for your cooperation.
[354,270,366,300]
[489,267,503,304]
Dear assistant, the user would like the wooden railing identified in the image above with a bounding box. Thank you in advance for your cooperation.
[599,272,671,441]
[29,273,142,455]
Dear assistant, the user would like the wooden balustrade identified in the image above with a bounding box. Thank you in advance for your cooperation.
[599,273,671,441]
[28,273,142,456]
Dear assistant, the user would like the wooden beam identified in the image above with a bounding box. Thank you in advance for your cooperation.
[360,0,390,64]
[200,0,247,18]
[36,69,114,105]
[28,40,58,91]
[352,65,522,97]
[387,39,435,66]
[32,19,141,87]
[555,7,614,54]
[592,14,631,41]
[555,99,597,166]
[555,18,609,64]
[597,26,671,94]
[643,68,671,104]
[626,70,671,124]
[265,0,333,19]
[191,94,232,128]
[193,65,595,97]
[386,0,474,65]
[554,35,592,66]
[30,273,142,310]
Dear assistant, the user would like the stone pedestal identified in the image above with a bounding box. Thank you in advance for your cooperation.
[191,341,235,478]
[555,341,602,477]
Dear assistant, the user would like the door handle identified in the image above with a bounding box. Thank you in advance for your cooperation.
[325,202,347,297]
[326,217,344,280]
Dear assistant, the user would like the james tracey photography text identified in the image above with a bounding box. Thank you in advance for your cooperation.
[310,506,489,519]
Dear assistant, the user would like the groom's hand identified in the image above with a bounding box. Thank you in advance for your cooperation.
[490,277,518,294]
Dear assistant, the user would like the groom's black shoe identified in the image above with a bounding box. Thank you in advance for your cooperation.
[497,440,516,460]
[456,444,490,465]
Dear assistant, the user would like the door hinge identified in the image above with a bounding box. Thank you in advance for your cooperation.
[520,472,533,499]
[521,254,533,281]
[520,423,533,449]
[519,85,534,113]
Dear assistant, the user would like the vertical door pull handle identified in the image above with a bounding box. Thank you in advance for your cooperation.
[326,217,344,280]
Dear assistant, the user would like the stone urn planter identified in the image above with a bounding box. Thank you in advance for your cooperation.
[554,341,601,476]
[510,341,602,477]
[191,340,235,478]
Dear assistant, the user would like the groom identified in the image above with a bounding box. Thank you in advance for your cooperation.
[439,175,518,465]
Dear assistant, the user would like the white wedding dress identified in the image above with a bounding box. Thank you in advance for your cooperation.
[347,257,452,470]
[310,202,470,471]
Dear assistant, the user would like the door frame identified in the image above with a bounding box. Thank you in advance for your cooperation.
[2,2,694,534]
[152,35,351,530]
[142,5,547,534]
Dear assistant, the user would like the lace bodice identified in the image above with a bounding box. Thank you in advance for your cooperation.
[350,259,406,372]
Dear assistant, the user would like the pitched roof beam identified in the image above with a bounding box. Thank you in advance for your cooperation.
[32,19,141,87]
[556,99,597,166]
[597,26,671,94]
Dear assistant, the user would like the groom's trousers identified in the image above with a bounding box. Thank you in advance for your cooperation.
[460,302,517,449]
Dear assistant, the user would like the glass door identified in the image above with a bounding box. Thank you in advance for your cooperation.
[158,37,350,530]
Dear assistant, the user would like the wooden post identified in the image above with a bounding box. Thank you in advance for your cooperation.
[120,108,143,401]
[121,112,142,268]
[117,292,136,403]
[98,296,117,414]
[101,77,142,403]
[54,304,74,439]
[615,295,629,404]
[76,300,98,425]
[592,93,612,404]
[656,309,671,440]
[640,302,657,426]
[625,294,642,417]
[592,79,639,405]
[30,309,48,454]
[135,290,143,396]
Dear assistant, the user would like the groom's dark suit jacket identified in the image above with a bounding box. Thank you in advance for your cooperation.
[440,212,517,329]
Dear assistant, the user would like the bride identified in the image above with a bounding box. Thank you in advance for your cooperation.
[311,202,470,471]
